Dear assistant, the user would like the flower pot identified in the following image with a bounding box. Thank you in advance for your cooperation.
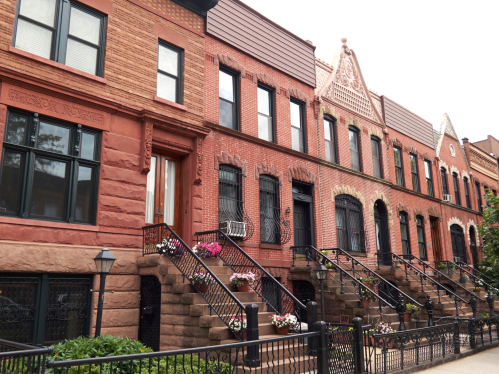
[194,282,209,293]
[404,311,411,323]
[237,284,250,292]
[233,329,247,341]
[361,299,371,309]
[276,326,290,335]
[448,268,455,275]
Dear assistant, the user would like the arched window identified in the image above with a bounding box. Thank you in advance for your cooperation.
[260,175,281,244]
[399,212,410,257]
[416,215,427,260]
[219,165,243,224]
[450,224,467,263]
[324,115,337,163]
[335,194,365,252]
[349,126,362,172]
[371,136,382,178]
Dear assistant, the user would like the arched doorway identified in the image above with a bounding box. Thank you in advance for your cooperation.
[469,226,479,266]
[450,224,467,264]
[374,200,391,265]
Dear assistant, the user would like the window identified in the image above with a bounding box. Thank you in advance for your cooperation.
[463,177,471,208]
[290,100,306,152]
[416,216,427,260]
[410,153,419,192]
[371,136,382,178]
[335,194,365,252]
[257,86,274,142]
[399,212,410,257]
[441,168,449,195]
[219,68,239,130]
[394,146,404,186]
[157,42,183,104]
[452,173,461,206]
[219,165,243,223]
[485,187,491,207]
[425,160,434,197]
[0,110,100,224]
[13,0,106,76]
[349,127,361,172]
[475,182,482,212]
[260,175,281,244]
[324,116,337,163]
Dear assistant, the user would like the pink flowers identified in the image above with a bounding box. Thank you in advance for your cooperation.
[269,313,298,328]
[230,272,257,287]
[192,242,222,258]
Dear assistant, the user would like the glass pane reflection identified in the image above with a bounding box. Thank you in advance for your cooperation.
[30,157,67,219]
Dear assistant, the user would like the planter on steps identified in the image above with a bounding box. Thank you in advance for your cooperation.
[237,284,250,292]
[361,299,371,309]
[194,283,209,293]
[276,326,290,335]
[233,329,247,341]
[404,311,411,323]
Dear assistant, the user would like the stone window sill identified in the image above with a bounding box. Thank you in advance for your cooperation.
[8,46,108,84]
[153,95,187,111]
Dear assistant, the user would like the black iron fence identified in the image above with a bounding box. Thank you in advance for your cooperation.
[0,338,52,374]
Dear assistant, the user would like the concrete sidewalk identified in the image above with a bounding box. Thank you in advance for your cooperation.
[417,346,499,373]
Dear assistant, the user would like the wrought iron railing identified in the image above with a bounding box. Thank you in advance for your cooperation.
[196,230,306,331]
[376,253,470,317]
[143,224,246,340]
[0,339,52,374]
[469,315,499,348]
[456,261,499,292]
[292,246,431,330]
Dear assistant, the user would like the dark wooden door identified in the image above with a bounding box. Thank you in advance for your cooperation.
[430,217,443,262]
[374,201,391,265]
[139,276,161,351]
[293,200,310,247]
[450,225,467,264]
[469,227,479,266]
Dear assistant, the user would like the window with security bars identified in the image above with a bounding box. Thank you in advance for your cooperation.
[371,136,382,178]
[416,216,427,260]
[425,160,434,197]
[452,173,461,206]
[218,165,243,224]
[324,116,337,163]
[291,99,306,153]
[476,182,482,212]
[259,175,281,244]
[399,212,410,257]
[410,153,419,192]
[157,42,183,104]
[394,146,404,186]
[349,127,361,172]
[0,109,100,224]
[335,194,365,252]
[463,177,471,208]
[13,0,107,76]
[441,168,449,195]
[257,85,274,142]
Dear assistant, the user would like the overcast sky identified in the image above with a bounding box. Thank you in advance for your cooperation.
[242,0,499,143]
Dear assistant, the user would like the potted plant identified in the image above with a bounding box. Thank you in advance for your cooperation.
[188,272,216,293]
[405,304,421,322]
[192,242,222,258]
[372,322,396,348]
[157,238,185,257]
[269,313,297,335]
[359,276,380,290]
[437,262,447,270]
[459,274,470,283]
[230,271,256,292]
[325,262,334,270]
[479,311,489,319]
[360,288,378,308]
[447,262,456,275]
[227,316,247,340]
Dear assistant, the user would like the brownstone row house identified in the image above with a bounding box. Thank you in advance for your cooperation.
[0,0,497,350]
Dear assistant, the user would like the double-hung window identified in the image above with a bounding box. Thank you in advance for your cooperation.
[349,126,361,172]
[290,100,306,152]
[452,173,461,206]
[463,177,471,208]
[157,42,183,104]
[441,168,449,196]
[13,0,107,76]
[416,216,427,260]
[475,182,482,212]
[219,68,239,130]
[410,153,419,192]
[257,86,274,142]
[324,116,337,163]
[399,212,410,257]
[394,146,404,186]
[0,110,100,224]
[371,136,382,178]
[425,160,434,197]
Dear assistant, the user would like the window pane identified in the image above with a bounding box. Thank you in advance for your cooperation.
[30,158,68,219]
[75,166,95,223]
[20,0,57,27]
[258,114,272,142]
[325,141,334,163]
[350,150,360,171]
[394,148,401,167]
[219,99,234,129]
[80,132,96,160]
[15,19,53,59]
[324,120,331,141]
[291,127,303,152]
[158,45,179,76]
[425,161,431,179]
[157,72,177,102]
[290,102,301,129]
[0,151,25,215]
[145,156,157,224]
[163,160,175,225]
[219,70,234,102]
[257,88,270,116]
[5,113,28,145]
[349,130,358,151]
[37,122,70,155]
[65,38,98,75]
[410,154,417,173]
[69,7,101,45]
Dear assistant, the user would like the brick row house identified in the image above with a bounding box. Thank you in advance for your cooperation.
[0,0,498,350]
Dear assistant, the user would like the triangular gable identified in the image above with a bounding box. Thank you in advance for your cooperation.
[317,38,384,126]
[440,113,459,140]
[435,113,471,171]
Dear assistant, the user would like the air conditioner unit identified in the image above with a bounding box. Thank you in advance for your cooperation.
[220,221,246,238]
[444,194,452,202]
[454,257,462,263]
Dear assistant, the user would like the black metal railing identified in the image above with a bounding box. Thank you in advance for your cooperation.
[196,230,307,332]
[434,317,470,347]
[0,339,52,374]
[143,224,246,339]
[456,261,499,293]
[294,246,431,330]
[377,253,471,317]
[469,315,499,348]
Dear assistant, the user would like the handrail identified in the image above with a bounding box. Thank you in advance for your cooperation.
[437,260,494,296]
[378,253,470,317]
[456,262,498,292]
[143,224,246,340]
[196,230,306,330]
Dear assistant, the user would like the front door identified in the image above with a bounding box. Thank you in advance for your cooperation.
[374,201,391,265]
[138,276,161,351]
[430,217,443,262]
[292,182,314,249]
[450,224,467,263]
[145,153,182,235]
[469,227,479,266]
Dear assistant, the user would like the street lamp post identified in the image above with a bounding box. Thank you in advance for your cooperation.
[315,264,328,321]
[93,246,116,337]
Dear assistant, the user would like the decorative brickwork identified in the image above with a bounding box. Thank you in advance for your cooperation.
[461,170,470,180]
[427,205,441,219]
[447,217,465,231]
[391,138,403,148]
[331,185,365,207]
[439,160,449,174]
[255,162,283,184]
[288,165,317,185]
[406,146,419,156]
[450,166,460,178]
[321,105,340,121]
[369,192,393,229]
[413,208,425,222]
[397,204,411,219]
[140,121,153,174]
[252,72,280,93]
[367,127,384,143]
[214,151,248,176]
[285,87,310,108]
[345,117,363,133]
[214,53,246,77]
[195,138,203,185]
[422,152,433,161]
